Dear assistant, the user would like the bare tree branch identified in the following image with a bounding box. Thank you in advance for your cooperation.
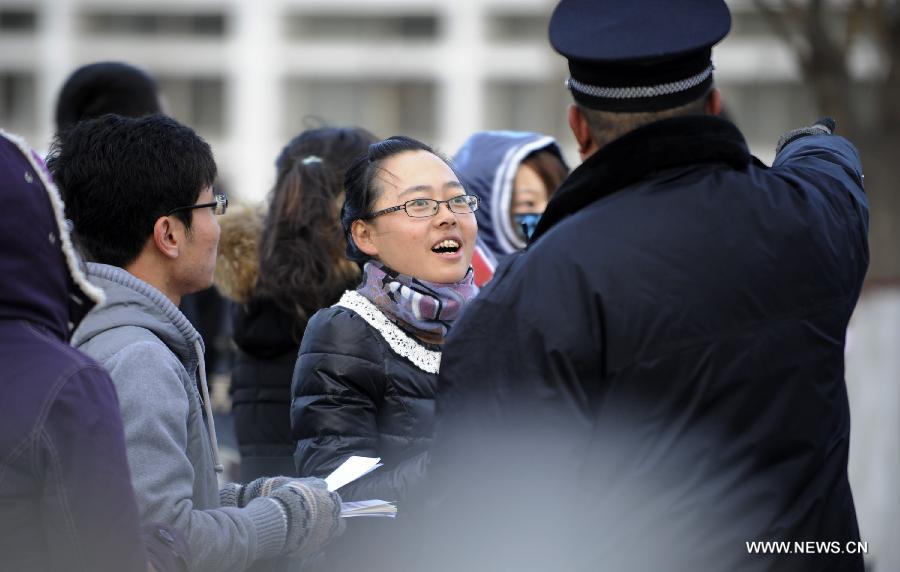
[751,0,810,62]
[879,0,900,126]
[845,0,867,52]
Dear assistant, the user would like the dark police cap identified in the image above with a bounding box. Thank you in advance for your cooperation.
[549,0,731,111]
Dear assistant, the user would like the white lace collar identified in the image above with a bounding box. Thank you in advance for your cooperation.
[335,290,442,374]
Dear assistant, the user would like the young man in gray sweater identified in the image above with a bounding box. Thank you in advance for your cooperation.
[48,113,344,572]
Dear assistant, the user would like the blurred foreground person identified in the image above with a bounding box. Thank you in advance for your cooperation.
[453,131,568,284]
[421,1,867,571]
[0,131,188,572]
[291,136,479,571]
[47,114,344,572]
[215,127,377,483]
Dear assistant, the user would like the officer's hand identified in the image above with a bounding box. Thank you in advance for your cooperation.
[776,117,836,154]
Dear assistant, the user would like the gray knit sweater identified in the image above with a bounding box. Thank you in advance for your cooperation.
[72,263,286,572]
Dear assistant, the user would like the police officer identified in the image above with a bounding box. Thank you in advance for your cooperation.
[421,1,867,571]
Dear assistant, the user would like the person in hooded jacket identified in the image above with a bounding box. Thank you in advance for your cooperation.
[0,130,189,572]
[55,60,231,378]
[290,135,480,571]
[418,1,868,571]
[453,131,568,285]
[47,114,345,572]
[214,126,377,482]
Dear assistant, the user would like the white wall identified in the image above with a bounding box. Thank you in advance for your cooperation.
[846,288,900,571]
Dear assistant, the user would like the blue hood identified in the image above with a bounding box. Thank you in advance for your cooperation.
[0,131,104,341]
[453,131,566,257]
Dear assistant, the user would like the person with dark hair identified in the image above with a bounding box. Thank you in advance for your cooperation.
[214,126,377,482]
[55,61,162,132]
[47,113,344,572]
[0,130,189,572]
[453,131,569,284]
[420,1,868,571]
[289,135,480,570]
[55,59,229,379]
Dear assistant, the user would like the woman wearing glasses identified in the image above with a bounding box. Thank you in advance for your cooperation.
[214,127,376,484]
[290,136,479,570]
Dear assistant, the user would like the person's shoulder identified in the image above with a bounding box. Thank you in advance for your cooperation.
[492,232,585,291]
[1,323,119,421]
[86,331,190,397]
[3,320,104,378]
[301,295,385,364]
[306,299,374,338]
[81,322,171,359]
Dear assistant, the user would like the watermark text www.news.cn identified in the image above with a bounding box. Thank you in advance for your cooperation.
[746,541,868,555]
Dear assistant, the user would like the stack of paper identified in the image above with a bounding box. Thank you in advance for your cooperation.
[340,500,398,518]
[324,456,398,519]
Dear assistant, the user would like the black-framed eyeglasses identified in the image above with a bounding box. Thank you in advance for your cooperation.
[362,194,480,219]
[167,193,228,216]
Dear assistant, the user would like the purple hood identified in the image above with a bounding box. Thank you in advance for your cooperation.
[0,130,104,340]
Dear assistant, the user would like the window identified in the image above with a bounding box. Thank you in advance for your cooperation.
[0,73,36,133]
[286,13,438,40]
[81,11,226,37]
[284,79,436,142]
[487,12,549,41]
[0,9,36,32]
[157,76,226,136]
[485,80,571,144]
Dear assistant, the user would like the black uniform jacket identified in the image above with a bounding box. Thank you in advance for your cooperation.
[420,116,868,572]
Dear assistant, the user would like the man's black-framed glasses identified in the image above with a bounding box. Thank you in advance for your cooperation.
[363,194,480,219]
[167,193,228,216]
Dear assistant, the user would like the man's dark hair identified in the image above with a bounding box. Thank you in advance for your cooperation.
[55,62,162,132]
[47,113,217,268]
[341,135,453,263]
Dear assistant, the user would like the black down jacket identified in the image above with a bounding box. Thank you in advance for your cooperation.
[230,297,303,481]
[291,293,437,501]
[291,292,439,572]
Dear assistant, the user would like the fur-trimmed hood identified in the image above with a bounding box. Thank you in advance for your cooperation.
[0,130,104,340]
[213,204,263,304]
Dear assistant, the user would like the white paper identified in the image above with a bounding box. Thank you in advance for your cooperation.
[324,456,382,492]
[340,499,397,518]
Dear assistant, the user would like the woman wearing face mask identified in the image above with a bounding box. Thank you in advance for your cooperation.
[290,135,479,570]
[453,131,569,285]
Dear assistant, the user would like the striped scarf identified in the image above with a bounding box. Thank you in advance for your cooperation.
[356,261,478,342]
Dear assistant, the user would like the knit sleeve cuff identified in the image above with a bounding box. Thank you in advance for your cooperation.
[244,497,288,559]
[219,483,243,508]
[775,119,835,155]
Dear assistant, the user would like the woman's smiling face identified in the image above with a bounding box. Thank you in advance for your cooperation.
[351,150,477,284]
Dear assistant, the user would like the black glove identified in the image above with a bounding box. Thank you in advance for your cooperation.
[776,117,836,154]
[268,481,345,560]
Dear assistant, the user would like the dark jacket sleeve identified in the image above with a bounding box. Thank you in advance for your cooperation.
[772,134,869,289]
[773,134,867,230]
[291,306,428,502]
[38,365,156,572]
